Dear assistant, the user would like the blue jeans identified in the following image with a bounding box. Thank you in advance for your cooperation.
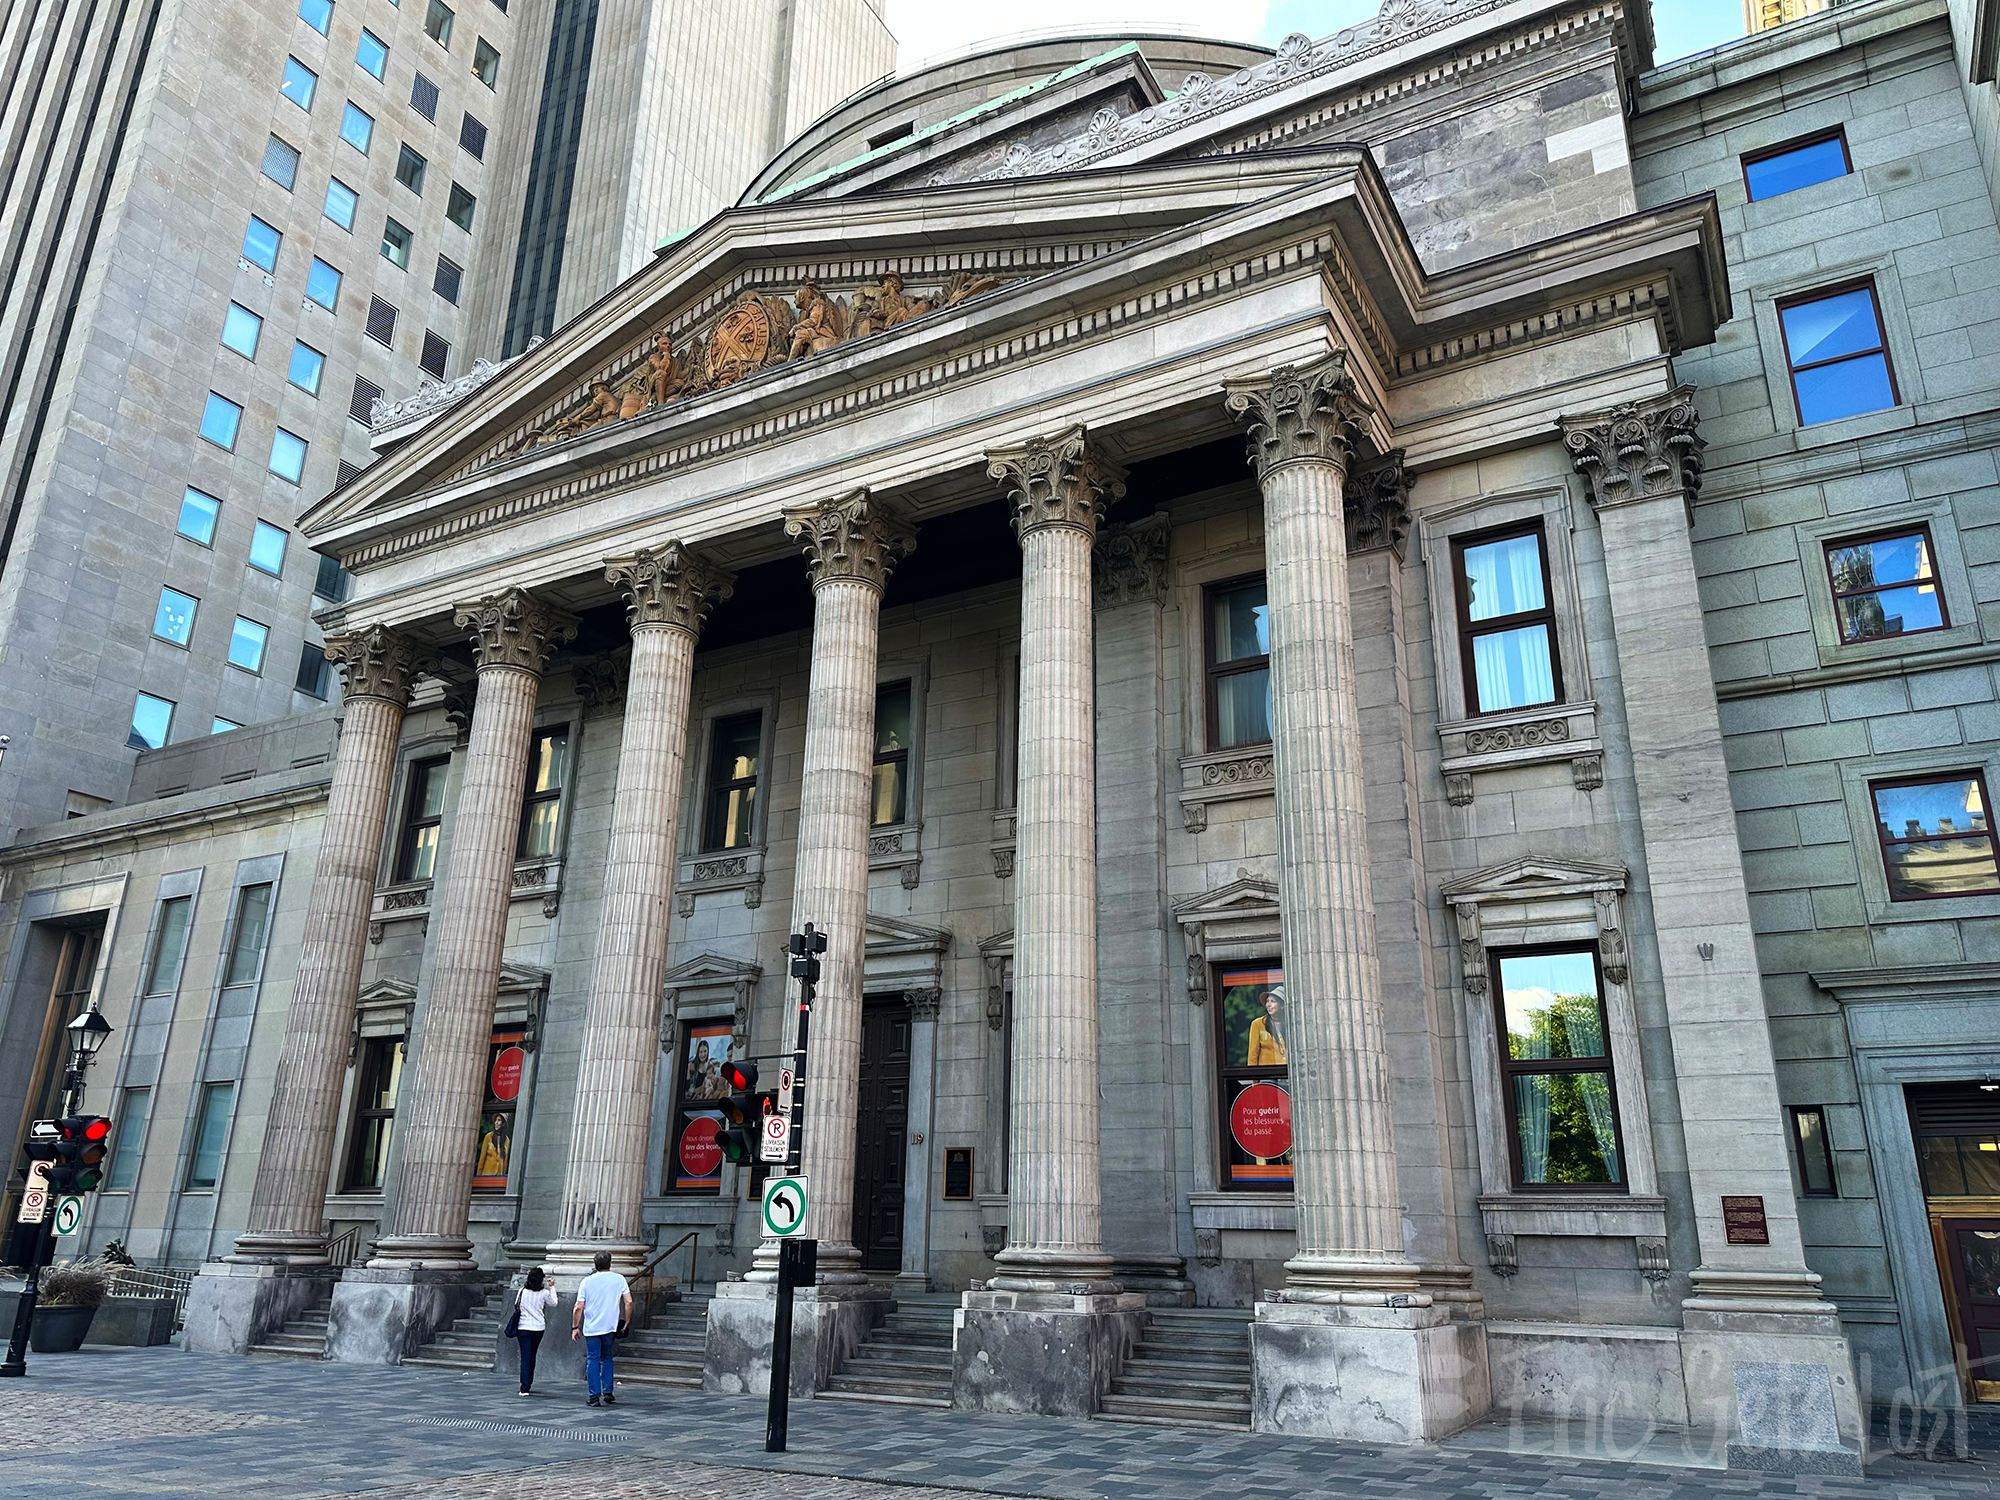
[517,1329,543,1392]
[584,1332,616,1396]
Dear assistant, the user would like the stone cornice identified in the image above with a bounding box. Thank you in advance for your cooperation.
[1558,385,1703,513]
[324,623,421,706]
[1224,354,1373,479]
[987,426,1126,542]
[454,587,579,675]
[1093,513,1172,608]
[783,491,917,591]
[1,778,331,866]
[605,543,735,634]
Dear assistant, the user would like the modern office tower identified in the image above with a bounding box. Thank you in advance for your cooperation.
[0,0,893,834]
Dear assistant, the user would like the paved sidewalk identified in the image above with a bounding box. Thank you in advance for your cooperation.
[0,1346,1994,1500]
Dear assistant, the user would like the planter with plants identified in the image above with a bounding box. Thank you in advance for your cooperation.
[31,1259,112,1353]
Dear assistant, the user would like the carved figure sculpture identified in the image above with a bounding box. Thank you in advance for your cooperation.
[644,335,684,406]
[852,272,932,338]
[942,271,1002,307]
[615,372,651,420]
[787,280,847,359]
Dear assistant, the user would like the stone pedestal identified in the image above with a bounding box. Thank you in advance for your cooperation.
[180,1260,338,1356]
[1682,1292,1864,1474]
[1250,1298,1490,1443]
[491,1290,585,1384]
[325,1265,487,1365]
[701,1278,890,1396]
[953,1287,1148,1416]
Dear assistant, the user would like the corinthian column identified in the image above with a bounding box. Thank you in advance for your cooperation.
[777,491,915,1282]
[1223,355,1415,1298]
[372,588,575,1267]
[233,625,420,1262]
[987,425,1124,1292]
[547,546,732,1282]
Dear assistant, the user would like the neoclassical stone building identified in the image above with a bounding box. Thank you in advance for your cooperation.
[8,0,2000,1458]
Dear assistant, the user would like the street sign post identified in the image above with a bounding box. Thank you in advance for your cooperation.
[765,1236,818,1454]
[762,1176,809,1237]
[17,1161,50,1223]
[759,1111,791,1163]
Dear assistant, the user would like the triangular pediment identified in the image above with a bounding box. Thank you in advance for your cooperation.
[979,929,1013,960]
[663,951,764,988]
[1441,855,1627,904]
[496,961,551,995]
[1173,873,1281,925]
[356,978,417,1006]
[866,914,952,956]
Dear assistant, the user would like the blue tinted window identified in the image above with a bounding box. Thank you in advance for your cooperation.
[269,428,308,483]
[229,617,270,673]
[280,57,317,111]
[177,487,220,545]
[130,693,175,750]
[1826,529,1947,643]
[1745,134,1848,202]
[1782,285,1896,425]
[287,341,325,394]
[242,216,281,271]
[250,521,289,575]
[341,103,374,154]
[324,177,358,230]
[220,303,262,359]
[153,588,198,645]
[306,258,342,310]
[357,29,388,79]
[200,392,243,450]
[298,0,333,34]
[213,718,241,735]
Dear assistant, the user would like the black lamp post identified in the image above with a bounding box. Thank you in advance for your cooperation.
[62,1008,113,1114]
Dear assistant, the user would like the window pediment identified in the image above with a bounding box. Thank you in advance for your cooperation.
[1441,855,1627,905]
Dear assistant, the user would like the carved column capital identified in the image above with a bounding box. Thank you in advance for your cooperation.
[1558,386,1705,515]
[904,986,943,1021]
[1346,448,1412,555]
[324,624,420,706]
[605,543,735,635]
[453,587,578,675]
[1092,512,1171,608]
[571,649,630,713]
[987,424,1125,542]
[1223,353,1372,479]
[783,489,917,592]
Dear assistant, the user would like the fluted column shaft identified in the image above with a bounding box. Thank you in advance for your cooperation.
[375,589,574,1267]
[988,427,1123,1290]
[1226,358,1415,1297]
[236,627,417,1260]
[550,548,730,1277]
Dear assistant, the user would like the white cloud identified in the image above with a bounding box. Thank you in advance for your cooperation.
[881,1,1272,71]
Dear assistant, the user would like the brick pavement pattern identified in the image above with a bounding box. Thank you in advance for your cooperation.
[303,1458,996,1499]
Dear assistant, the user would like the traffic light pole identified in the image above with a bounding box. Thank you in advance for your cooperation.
[1,1212,56,1377]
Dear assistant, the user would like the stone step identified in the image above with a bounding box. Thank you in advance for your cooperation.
[403,1353,495,1373]
[248,1341,324,1361]
[255,1331,328,1352]
[615,1370,702,1389]
[617,1357,703,1380]
[294,1311,330,1327]
[1124,1353,1249,1375]
[823,1370,952,1397]
[1099,1393,1252,1424]
[849,1347,952,1370]
[1095,1408,1252,1432]
[1140,1324,1250,1344]
[817,1389,952,1410]
[844,1356,953,1382]
[1112,1373,1253,1401]
[1147,1309,1255,1322]
[870,1326,952,1346]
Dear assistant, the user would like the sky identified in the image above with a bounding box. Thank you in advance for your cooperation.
[882,1,1748,72]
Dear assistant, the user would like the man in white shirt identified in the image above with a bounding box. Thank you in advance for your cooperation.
[571,1250,632,1406]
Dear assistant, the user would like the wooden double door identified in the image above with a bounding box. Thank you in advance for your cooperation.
[850,998,911,1272]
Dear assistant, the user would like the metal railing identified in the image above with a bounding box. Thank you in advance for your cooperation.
[327,1225,363,1270]
[632,1231,699,1326]
[106,1266,197,1329]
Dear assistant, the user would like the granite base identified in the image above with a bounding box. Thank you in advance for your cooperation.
[1682,1313,1863,1475]
[952,1288,1148,1417]
[325,1266,485,1365]
[1250,1299,1491,1443]
[702,1280,889,1397]
[180,1261,338,1356]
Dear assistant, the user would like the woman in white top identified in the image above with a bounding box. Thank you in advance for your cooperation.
[514,1266,560,1395]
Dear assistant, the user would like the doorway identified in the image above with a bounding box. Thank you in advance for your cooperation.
[1908,1082,2000,1402]
[851,998,911,1272]
[3,921,105,1224]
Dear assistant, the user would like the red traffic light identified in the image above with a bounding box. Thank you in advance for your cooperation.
[83,1119,110,1143]
[723,1060,758,1093]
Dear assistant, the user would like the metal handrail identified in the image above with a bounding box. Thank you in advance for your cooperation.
[105,1266,197,1329]
[327,1225,363,1270]
[632,1231,699,1326]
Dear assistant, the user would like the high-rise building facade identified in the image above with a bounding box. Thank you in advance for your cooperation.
[0,0,892,835]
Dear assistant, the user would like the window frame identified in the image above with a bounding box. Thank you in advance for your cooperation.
[395,143,427,195]
[249,520,289,577]
[268,427,308,484]
[355,28,389,79]
[445,182,475,231]
[323,176,358,231]
[1741,126,1851,203]
[472,36,499,87]
[184,1081,236,1191]
[152,586,198,647]
[702,710,763,852]
[339,101,374,155]
[1204,572,1272,752]
[279,56,318,112]
[1211,958,1291,1193]
[1867,769,2000,904]
[1452,521,1564,718]
[395,755,452,884]
[343,1035,405,1192]
[380,216,413,269]
[287,340,325,396]
[199,392,243,452]
[228,615,270,675]
[143,896,194,995]
[1821,523,1950,647]
[103,1086,152,1193]
[223,881,274,988]
[515,726,569,861]
[306,257,343,311]
[130,692,175,749]
[1789,1104,1839,1198]
[241,216,281,272]
[1490,941,1628,1195]
[221,302,263,360]
[871,679,913,829]
[1775,278,1900,427]
[177,487,220,546]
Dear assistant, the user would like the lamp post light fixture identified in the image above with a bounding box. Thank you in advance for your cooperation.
[63,1007,114,1114]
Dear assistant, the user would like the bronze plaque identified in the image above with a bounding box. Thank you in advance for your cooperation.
[943,1147,974,1201]
[1722,1194,1770,1245]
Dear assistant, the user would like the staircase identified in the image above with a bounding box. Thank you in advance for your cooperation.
[401,1275,513,1374]
[247,1289,334,1361]
[1096,1308,1253,1430]
[613,1293,710,1389]
[820,1294,956,1408]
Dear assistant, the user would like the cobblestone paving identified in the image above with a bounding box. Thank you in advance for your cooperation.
[0,1393,291,1451]
[1,1347,1995,1500]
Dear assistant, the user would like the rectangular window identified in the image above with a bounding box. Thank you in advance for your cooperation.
[411,71,440,121]
[295,642,331,698]
[185,1081,236,1190]
[177,487,220,545]
[241,216,281,271]
[433,255,463,303]
[212,718,241,735]
[666,1018,737,1194]
[516,727,569,859]
[340,102,374,155]
[425,0,455,46]
[314,553,350,601]
[1207,577,1270,749]
[153,587,197,646]
[200,392,243,450]
[397,757,450,882]
[395,143,427,194]
[1790,1105,1838,1197]
[873,680,911,826]
[446,182,475,230]
[1870,773,2000,901]
[220,303,262,359]
[472,37,499,86]
[269,427,308,483]
[1779,282,1897,425]
[306,257,342,311]
[1744,130,1850,202]
[1455,525,1560,715]
[473,1028,524,1193]
[224,883,273,986]
[280,56,317,111]
[1824,527,1946,645]
[261,135,300,190]
[104,1088,151,1192]
[250,520,288,576]
[287,341,325,395]
[356,28,388,79]
[299,0,333,34]
[323,176,358,230]
[345,1037,404,1191]
[228,616,270,674]
[366,295,398,346]
[703,712,761,850]
[129,692,174,750]
[381,217,412,269]
[459,111,486,160]
[1215,963,1290,1188]
[1494,946,1624,1190]
[350,374,383,424]
[420,330,449,378]
[144,897,193,993]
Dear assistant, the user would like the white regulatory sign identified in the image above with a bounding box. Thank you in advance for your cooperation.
[760,1111,791,1163]
[53,1195,83,1236]
[16,1162,50,1224]
[762,1176,809,1237]
[776,1068,794,1117]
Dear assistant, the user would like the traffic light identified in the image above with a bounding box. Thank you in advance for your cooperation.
[46,1115,111,1193]
[716,1061,763,1165]
[788,925,827,997]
